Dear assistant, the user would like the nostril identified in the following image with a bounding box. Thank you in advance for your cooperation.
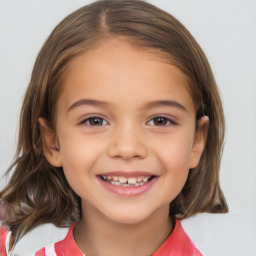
[107,141,148,160]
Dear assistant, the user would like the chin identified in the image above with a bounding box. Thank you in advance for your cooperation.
[111,215,148,225]
[103,207,154,226]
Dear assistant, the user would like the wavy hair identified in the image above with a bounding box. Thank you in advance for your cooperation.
[0,0,228,250]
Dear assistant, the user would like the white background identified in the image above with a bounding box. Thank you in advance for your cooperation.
[0,0,256,255]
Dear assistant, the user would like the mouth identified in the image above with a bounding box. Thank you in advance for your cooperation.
[97,172,158,196]
[100,175,154,187]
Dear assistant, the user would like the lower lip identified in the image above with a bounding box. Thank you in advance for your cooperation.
[97,176,158,196]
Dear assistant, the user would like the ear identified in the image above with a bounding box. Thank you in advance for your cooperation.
[189,116,209,169]
[38,117,62,167]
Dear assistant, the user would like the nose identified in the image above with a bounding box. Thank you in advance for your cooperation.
[107,124,148,160]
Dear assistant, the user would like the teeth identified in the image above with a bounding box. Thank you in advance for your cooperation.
[101,175,152,186]
[119,177,128,184]
[113,176,119,181]
[143,177,149,182]
[137,176,143,182]
[110,181,120,185]
[128,177,137,185]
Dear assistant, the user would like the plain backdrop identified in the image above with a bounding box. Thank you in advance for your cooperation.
[0,0,256,255]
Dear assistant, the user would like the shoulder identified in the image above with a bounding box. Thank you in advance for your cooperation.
[1,223,69,256]
[153,219,203,256]
[34,223,84,256]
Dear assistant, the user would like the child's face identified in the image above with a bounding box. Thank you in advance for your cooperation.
[40,38,208,224]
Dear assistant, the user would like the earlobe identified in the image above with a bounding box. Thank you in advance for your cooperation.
[189,116,209,169]
[38,117,62,167]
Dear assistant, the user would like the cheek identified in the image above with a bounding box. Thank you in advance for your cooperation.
[153,132,194,196]
[59,140,94,199]
[155,131,194,169]
[57,131,91,182]
[57,128,107,187]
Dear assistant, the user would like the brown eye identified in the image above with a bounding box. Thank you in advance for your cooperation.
[83,117,108,126]
[147,116,176,126]
[153,117,168,126]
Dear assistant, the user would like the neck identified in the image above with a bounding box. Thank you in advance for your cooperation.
[74,204,173,256]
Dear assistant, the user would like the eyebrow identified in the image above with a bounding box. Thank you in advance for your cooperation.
[139,100,187,112]
[67,99,187,112]
[67,99,108,112]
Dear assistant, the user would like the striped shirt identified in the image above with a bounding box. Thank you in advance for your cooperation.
[0,219,202,255]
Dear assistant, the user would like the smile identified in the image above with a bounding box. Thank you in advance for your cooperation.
[97,172,158,196]
[100,175,153,187]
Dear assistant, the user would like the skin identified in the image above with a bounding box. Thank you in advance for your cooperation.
[39,38,208,256]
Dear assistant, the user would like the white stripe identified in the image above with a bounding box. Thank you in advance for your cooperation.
[45,244,57,256]
[5,231,11,255]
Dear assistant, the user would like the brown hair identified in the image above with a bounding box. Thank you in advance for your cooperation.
[0,0,228,250]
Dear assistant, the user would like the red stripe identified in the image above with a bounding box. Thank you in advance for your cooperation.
[54,224,84,256]
[35,247,46,256]
[153,219,202,256]
[0,227,8,256]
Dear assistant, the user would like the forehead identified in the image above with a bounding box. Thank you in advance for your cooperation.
[57,38,194,113]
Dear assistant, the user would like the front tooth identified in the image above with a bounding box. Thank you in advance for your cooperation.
[128,177,137,185]
[119,177,128,184]
[113,176,119,181]
[143,177,149,182]
[137,176,143,182]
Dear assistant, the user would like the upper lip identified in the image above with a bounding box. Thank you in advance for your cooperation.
[97,171,157,178]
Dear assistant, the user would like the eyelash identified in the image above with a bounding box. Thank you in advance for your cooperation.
[146,116,177,126]
[81,116,108,126]
[81,115,176,127]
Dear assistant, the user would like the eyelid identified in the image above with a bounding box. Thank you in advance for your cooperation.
[78,114,177,126]
[80,114,109,126]
[146,115,178,126]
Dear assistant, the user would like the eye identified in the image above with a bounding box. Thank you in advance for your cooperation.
[82,116,108,126]
[147,116,175,126]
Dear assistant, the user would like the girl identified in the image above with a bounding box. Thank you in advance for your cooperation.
[0,0,228,255]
